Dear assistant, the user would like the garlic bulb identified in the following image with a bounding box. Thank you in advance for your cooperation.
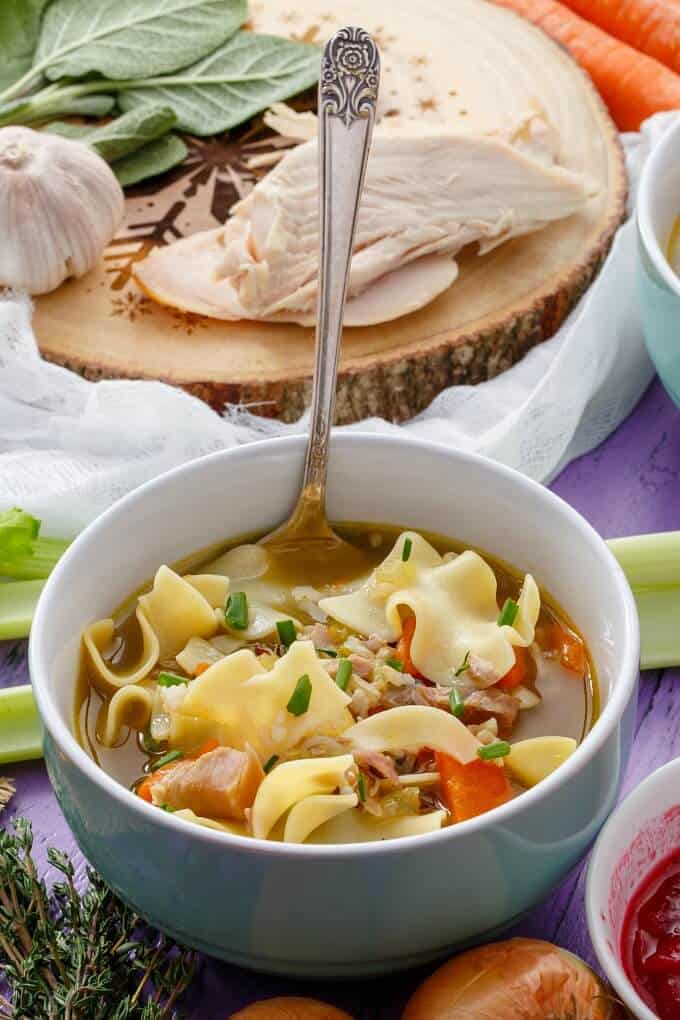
[0,126,124,295]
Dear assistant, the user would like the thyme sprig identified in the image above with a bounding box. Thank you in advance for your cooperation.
[0,818,197,1019]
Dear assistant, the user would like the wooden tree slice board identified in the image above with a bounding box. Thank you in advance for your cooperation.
[33,0,626,424]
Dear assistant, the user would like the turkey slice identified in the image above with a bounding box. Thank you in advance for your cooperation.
[135,120,594,327]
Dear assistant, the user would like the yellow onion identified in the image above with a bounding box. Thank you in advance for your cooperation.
[230,997,354,1020]
[403,938,631,1019]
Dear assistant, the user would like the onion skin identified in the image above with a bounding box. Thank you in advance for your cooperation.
[230,997,354,1020]
[403,938,631,1019]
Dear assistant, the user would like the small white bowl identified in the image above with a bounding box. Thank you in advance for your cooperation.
[586,758,680,1019]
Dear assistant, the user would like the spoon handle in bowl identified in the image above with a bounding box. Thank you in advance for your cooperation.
[300,27,380,510]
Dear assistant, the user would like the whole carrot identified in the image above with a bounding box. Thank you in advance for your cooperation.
[560,0,680,74]
[494,0,680,130]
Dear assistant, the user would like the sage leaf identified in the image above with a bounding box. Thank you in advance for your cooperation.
[112,134,188,187]
[35,0,247,83]
[79,104,177,161]
[0,0,51,93]
[44,122,92,139]
[118,31,321,135]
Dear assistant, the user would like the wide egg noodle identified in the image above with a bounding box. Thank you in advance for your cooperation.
[203,543,269,580]
[283,793,358,844]
[102,684,153,747]
[318,531,441,640]
[83,606,160,691]
[138,565,217,659]
[250,754,354,840]
[173,808,247,837]
[183,573,230,609]
[346,705,480,764]
[311,807,448,844]
[216,601,301,642]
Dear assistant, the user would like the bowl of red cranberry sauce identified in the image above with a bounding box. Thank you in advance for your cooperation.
[587,759,680,1020]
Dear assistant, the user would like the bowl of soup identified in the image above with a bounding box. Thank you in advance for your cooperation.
[587,758,680,1020]
[638,115,680,407]
[29,434,639,977]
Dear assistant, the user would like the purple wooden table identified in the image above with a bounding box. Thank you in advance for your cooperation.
[2,378,679,1018]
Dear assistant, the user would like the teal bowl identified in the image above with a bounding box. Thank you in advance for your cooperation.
[638,119,680,405]
[28,436,639,977]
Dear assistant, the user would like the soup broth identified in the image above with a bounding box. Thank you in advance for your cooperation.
[76,523,596,844]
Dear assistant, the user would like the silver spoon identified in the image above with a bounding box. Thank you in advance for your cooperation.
[260,26,380,585]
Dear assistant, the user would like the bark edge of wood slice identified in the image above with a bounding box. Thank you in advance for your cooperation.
[34,0,627,425]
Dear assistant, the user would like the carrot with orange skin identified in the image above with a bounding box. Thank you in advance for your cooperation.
[493,0,680,130]
[560,0,680,74]
[436,752,512,822]
[193,661,211,676]
[498,647,530,690]
[395,615,426,680]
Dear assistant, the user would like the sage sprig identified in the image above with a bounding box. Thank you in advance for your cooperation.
[0,818,198,1018]
[0,0,320,188]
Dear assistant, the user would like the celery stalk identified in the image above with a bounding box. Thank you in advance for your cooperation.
[0,537,70,580]
[0,580,45,639]
[607,532,680,670]
[0,686,43,763]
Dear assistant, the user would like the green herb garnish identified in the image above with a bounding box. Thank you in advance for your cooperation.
[449,688,465,718]
[0,817,197,1017]
[357,772,367,802]
[276,619,297,647]
[141,730,162,754]
[286,674,312,716]
[402,537,413,562]
[497,599,519,628]
[149,749,184,772]
[385,657,404,672]
[157,671,188,687]
[160,803,175,813]
[263,755,279,774]
[318,647,338,657]
[477,741,511,761]
[225,591,248,630]
[454,650,471,677]
[335,658,352,691]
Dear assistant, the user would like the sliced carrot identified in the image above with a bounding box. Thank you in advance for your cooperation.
[560,0,680,75]
[193,738,220,757]
[436,752,512,822]
[395,615,426,680]
[556,628,587,674]
[193,661,211,676]
[493,0,680,130]
[498,647,530,690]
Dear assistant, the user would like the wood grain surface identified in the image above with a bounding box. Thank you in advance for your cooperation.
[33,0,626,424]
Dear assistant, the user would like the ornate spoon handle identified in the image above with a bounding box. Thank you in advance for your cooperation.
[300,26,380,507]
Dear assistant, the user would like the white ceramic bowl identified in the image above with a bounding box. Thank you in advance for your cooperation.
[587,758,680,1019]
[29,434,639,977]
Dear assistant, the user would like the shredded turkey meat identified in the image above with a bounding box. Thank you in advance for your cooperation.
[151,746,264,820]
[463,689,520,737]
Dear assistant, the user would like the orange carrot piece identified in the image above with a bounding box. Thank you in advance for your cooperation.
[395,615,426,680]
[436,752,512,822]
[498,647,530,690]
[560,0,680,75]
[193,661,211,676]
[493,0,680,130]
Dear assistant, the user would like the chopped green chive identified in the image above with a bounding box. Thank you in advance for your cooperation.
[449,687,465,718]
[402,537,413,562]
[160,804,175,813]
[385,657,404,672]
[497,598,519,628]
[357,771,366,802]
[276,619,297,647]
[149,749,184,772]
[286,673,312,716]
[142,730,162,754]
[318,647,338,658]
[263,754,279,774]
[225,591,248,630]
[335,658,352,691]
[477,741,511,761]
[455,650,471,677]
[157,671,188,688]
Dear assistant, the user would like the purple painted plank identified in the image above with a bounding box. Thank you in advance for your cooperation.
[2,378,680,1015]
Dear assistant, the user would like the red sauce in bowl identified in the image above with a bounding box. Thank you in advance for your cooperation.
[622,850,680,1018]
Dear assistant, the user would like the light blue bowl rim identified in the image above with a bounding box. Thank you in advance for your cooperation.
[638,118,680,298]
[29,433,640,861]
